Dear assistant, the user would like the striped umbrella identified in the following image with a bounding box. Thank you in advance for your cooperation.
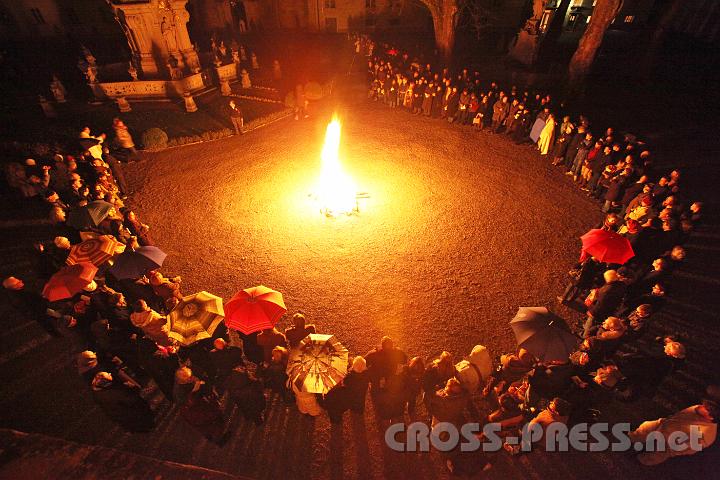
[224,285,286,334]
[66,235,124,266]
[287,334,349,394]
[42,262,98,302]
[168,291,225,346]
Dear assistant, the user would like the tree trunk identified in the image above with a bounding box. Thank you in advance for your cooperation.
[567,0,622,86]
[423,0,459,63]
[640,0,683,78]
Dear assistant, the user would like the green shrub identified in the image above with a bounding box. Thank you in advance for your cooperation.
[141,127,169,151]
[304,82,322,101]
[284,91,296,108]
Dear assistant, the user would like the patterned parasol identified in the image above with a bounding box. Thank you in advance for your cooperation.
[66,235,124,266]
[287,333,349,394]
[168,291,225,346]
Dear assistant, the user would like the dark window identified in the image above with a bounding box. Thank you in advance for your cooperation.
[30,7,45,25]
[365,0,376,8]
[324,0,336,8]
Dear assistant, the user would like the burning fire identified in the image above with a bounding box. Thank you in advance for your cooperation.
[316,118,357,216]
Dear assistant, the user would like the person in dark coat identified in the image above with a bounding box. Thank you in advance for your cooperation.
[284,312,316,348]
[558,257,603,305]
[224,366,266,425]
[583,270,628,337]
[256,327,288,363]
[137,337,179,399]
[3,276,60,336]
[324,356,370,424]
[91,371,155,432]
[603,170,630,212]
[445,86,460,122]
[239,330,264,365]
[551,126,573,165]
[365,336,408,390]
[173,366,228,444]
[563,126,586,172]
[122,209,153,246]
[422,351,457,401]
[257,346,292,402]
[491,96,510,132]
[428,377,470,426]
[612,337,685,398]
[208,338,244,387]
[620,176,648,214]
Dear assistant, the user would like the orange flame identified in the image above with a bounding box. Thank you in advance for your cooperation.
[316,118,357,215]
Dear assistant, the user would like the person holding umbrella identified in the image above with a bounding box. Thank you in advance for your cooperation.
[130,299,172,346]
[583,270,629,338]
[284,312,316,348]
[324,355,370,424]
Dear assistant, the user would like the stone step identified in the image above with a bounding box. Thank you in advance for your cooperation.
[0,428,251,480]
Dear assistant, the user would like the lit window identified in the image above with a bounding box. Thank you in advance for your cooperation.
[624,15,634,23]
[571,0,584,7]
[30,7,45,25]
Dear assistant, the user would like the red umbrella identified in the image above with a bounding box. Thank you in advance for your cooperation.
[224,285,287,334]
[42,262,98,302]
[580,228,635,265]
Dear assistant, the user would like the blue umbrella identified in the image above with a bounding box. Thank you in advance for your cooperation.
[109,246,167,280]
[66,200,115,230]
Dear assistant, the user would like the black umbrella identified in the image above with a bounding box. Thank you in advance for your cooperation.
[66,200,114,230]
[510,307,578,362]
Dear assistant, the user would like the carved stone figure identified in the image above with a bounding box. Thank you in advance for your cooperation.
[128,62,139,81]
[272,60,282,81]
[49,75,67,103]
[240,69,251,89]
[250,52,259,70]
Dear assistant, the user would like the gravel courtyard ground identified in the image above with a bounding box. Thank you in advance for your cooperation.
[125,86,601,360]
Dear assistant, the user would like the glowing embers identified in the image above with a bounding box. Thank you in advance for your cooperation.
[313,118,359,217]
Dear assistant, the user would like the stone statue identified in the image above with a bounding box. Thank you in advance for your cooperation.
[240,69,251,89]
[272,60,282,81]
[239,45,247,61]
[84,65,98,83]
[250,52,259,70]
[49,75,67,103]
[167,55,183,80]
[161,16,178,52]
[232,49,240,64]
[128,61,139,81]
[80,44,96,66]
[219,41,228,59]
[211,37,218,55]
